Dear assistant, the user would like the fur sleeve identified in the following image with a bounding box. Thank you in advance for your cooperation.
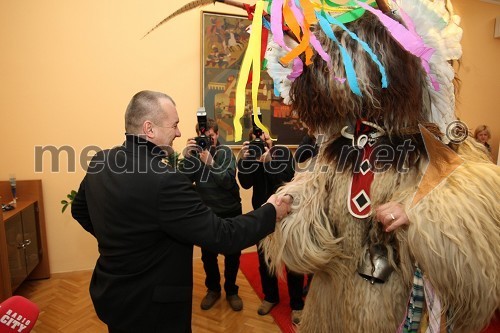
[405,160,500,332]
[261,167,348,276]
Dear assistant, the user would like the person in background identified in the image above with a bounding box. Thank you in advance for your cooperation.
[474,125,492,155]
[237,130,305,325]
[71,90,292,333]
[179,118,244,312]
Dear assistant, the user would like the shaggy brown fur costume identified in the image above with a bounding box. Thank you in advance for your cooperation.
[262,10,500,333]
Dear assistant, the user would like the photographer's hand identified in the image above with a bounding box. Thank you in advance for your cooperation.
[260,147,272,163]
[263,132,273,148]
[259,132,272,163]
[185,138,198,158]
[241,141,251,159]
[199,150,214,166]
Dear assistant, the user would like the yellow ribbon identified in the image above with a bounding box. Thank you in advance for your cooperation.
[310,2,356,12]
[234,0,271,142]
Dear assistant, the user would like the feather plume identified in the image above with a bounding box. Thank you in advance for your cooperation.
[391,0,463,142]
[143,0,217,39]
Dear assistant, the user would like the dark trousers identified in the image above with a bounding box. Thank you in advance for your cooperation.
[108,328,130,333]
[201,207,242,296]
[202,249,241,295]
[257,244,305,310]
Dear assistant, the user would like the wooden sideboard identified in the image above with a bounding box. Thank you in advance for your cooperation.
[0,180,50,301]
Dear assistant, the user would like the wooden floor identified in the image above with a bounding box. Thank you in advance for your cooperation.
[15,257,281,333]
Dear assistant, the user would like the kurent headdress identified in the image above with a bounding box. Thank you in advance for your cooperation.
[147,0,465,221]
[146,0,462,143]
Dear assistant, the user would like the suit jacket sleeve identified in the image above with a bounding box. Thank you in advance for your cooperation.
[157,172,276,253]
[209,145,238,190]
[237,158,262,189]
[71,176,95,236]
[264,146,295,188]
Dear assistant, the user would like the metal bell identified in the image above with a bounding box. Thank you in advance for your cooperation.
[357,244,393,284]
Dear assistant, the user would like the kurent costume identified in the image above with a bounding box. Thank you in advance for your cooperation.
[259,1,500,333]
[149,0,499,332]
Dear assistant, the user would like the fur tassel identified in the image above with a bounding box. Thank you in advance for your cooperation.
[143,0,217,38]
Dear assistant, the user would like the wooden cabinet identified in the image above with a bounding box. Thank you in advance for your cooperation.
[5,203,40,291]
[0,180,50,301]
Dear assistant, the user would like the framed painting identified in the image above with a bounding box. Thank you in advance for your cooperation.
[201,11,308,147]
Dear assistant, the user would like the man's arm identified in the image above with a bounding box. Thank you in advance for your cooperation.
[237,158,261,189]
[71,176,95,236]
[264,146,295,188]
[157,172,288,254]
[207,145,238,190]
[236,140,262,189]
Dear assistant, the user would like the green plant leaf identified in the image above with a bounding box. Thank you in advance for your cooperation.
[61,189,78,214]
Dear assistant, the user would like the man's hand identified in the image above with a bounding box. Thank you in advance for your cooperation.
[375,201,409,232]
[266,194,293,221]
[241,141,251,159]
[185,138,199,158]
[259,132,273,163]
[199,149,213,166]
[260,146,272,163]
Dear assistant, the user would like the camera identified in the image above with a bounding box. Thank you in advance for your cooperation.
[248,111,265,158]
[195,107,211,150]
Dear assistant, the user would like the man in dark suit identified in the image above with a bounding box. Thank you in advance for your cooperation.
[71,90,291,333]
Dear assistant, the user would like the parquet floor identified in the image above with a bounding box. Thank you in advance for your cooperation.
[15,257,281,333]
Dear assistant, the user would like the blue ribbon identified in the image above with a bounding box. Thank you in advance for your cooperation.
[323,11,388,88]
[317,10,362,96]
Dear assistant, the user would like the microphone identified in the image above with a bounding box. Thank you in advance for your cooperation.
[0,296,39,333]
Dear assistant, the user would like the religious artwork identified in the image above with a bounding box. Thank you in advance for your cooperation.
[201,11,307,146]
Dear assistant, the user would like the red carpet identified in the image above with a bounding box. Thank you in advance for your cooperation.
[239,251,297,333]
[482,310,500,333]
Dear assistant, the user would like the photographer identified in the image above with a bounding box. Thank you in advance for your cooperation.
[179,118,244,312]
[237,129,305,324]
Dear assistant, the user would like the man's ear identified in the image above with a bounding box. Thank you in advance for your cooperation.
[143,121,155,139]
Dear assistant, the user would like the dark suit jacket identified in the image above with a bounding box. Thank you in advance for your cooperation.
[72,135,276,333]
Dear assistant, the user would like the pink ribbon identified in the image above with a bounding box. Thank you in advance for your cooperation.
[356,1,440,91]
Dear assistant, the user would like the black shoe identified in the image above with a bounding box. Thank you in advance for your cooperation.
[200,290,221,310]
[226,294,243,311]
[257,300,277,315]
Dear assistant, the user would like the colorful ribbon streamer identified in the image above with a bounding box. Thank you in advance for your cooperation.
[317,10,362,96]
[234,0,271,142]
[320,9,388,89]
[356,1,439,91]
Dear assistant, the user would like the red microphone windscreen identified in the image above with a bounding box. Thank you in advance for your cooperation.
[0,296,39,333]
